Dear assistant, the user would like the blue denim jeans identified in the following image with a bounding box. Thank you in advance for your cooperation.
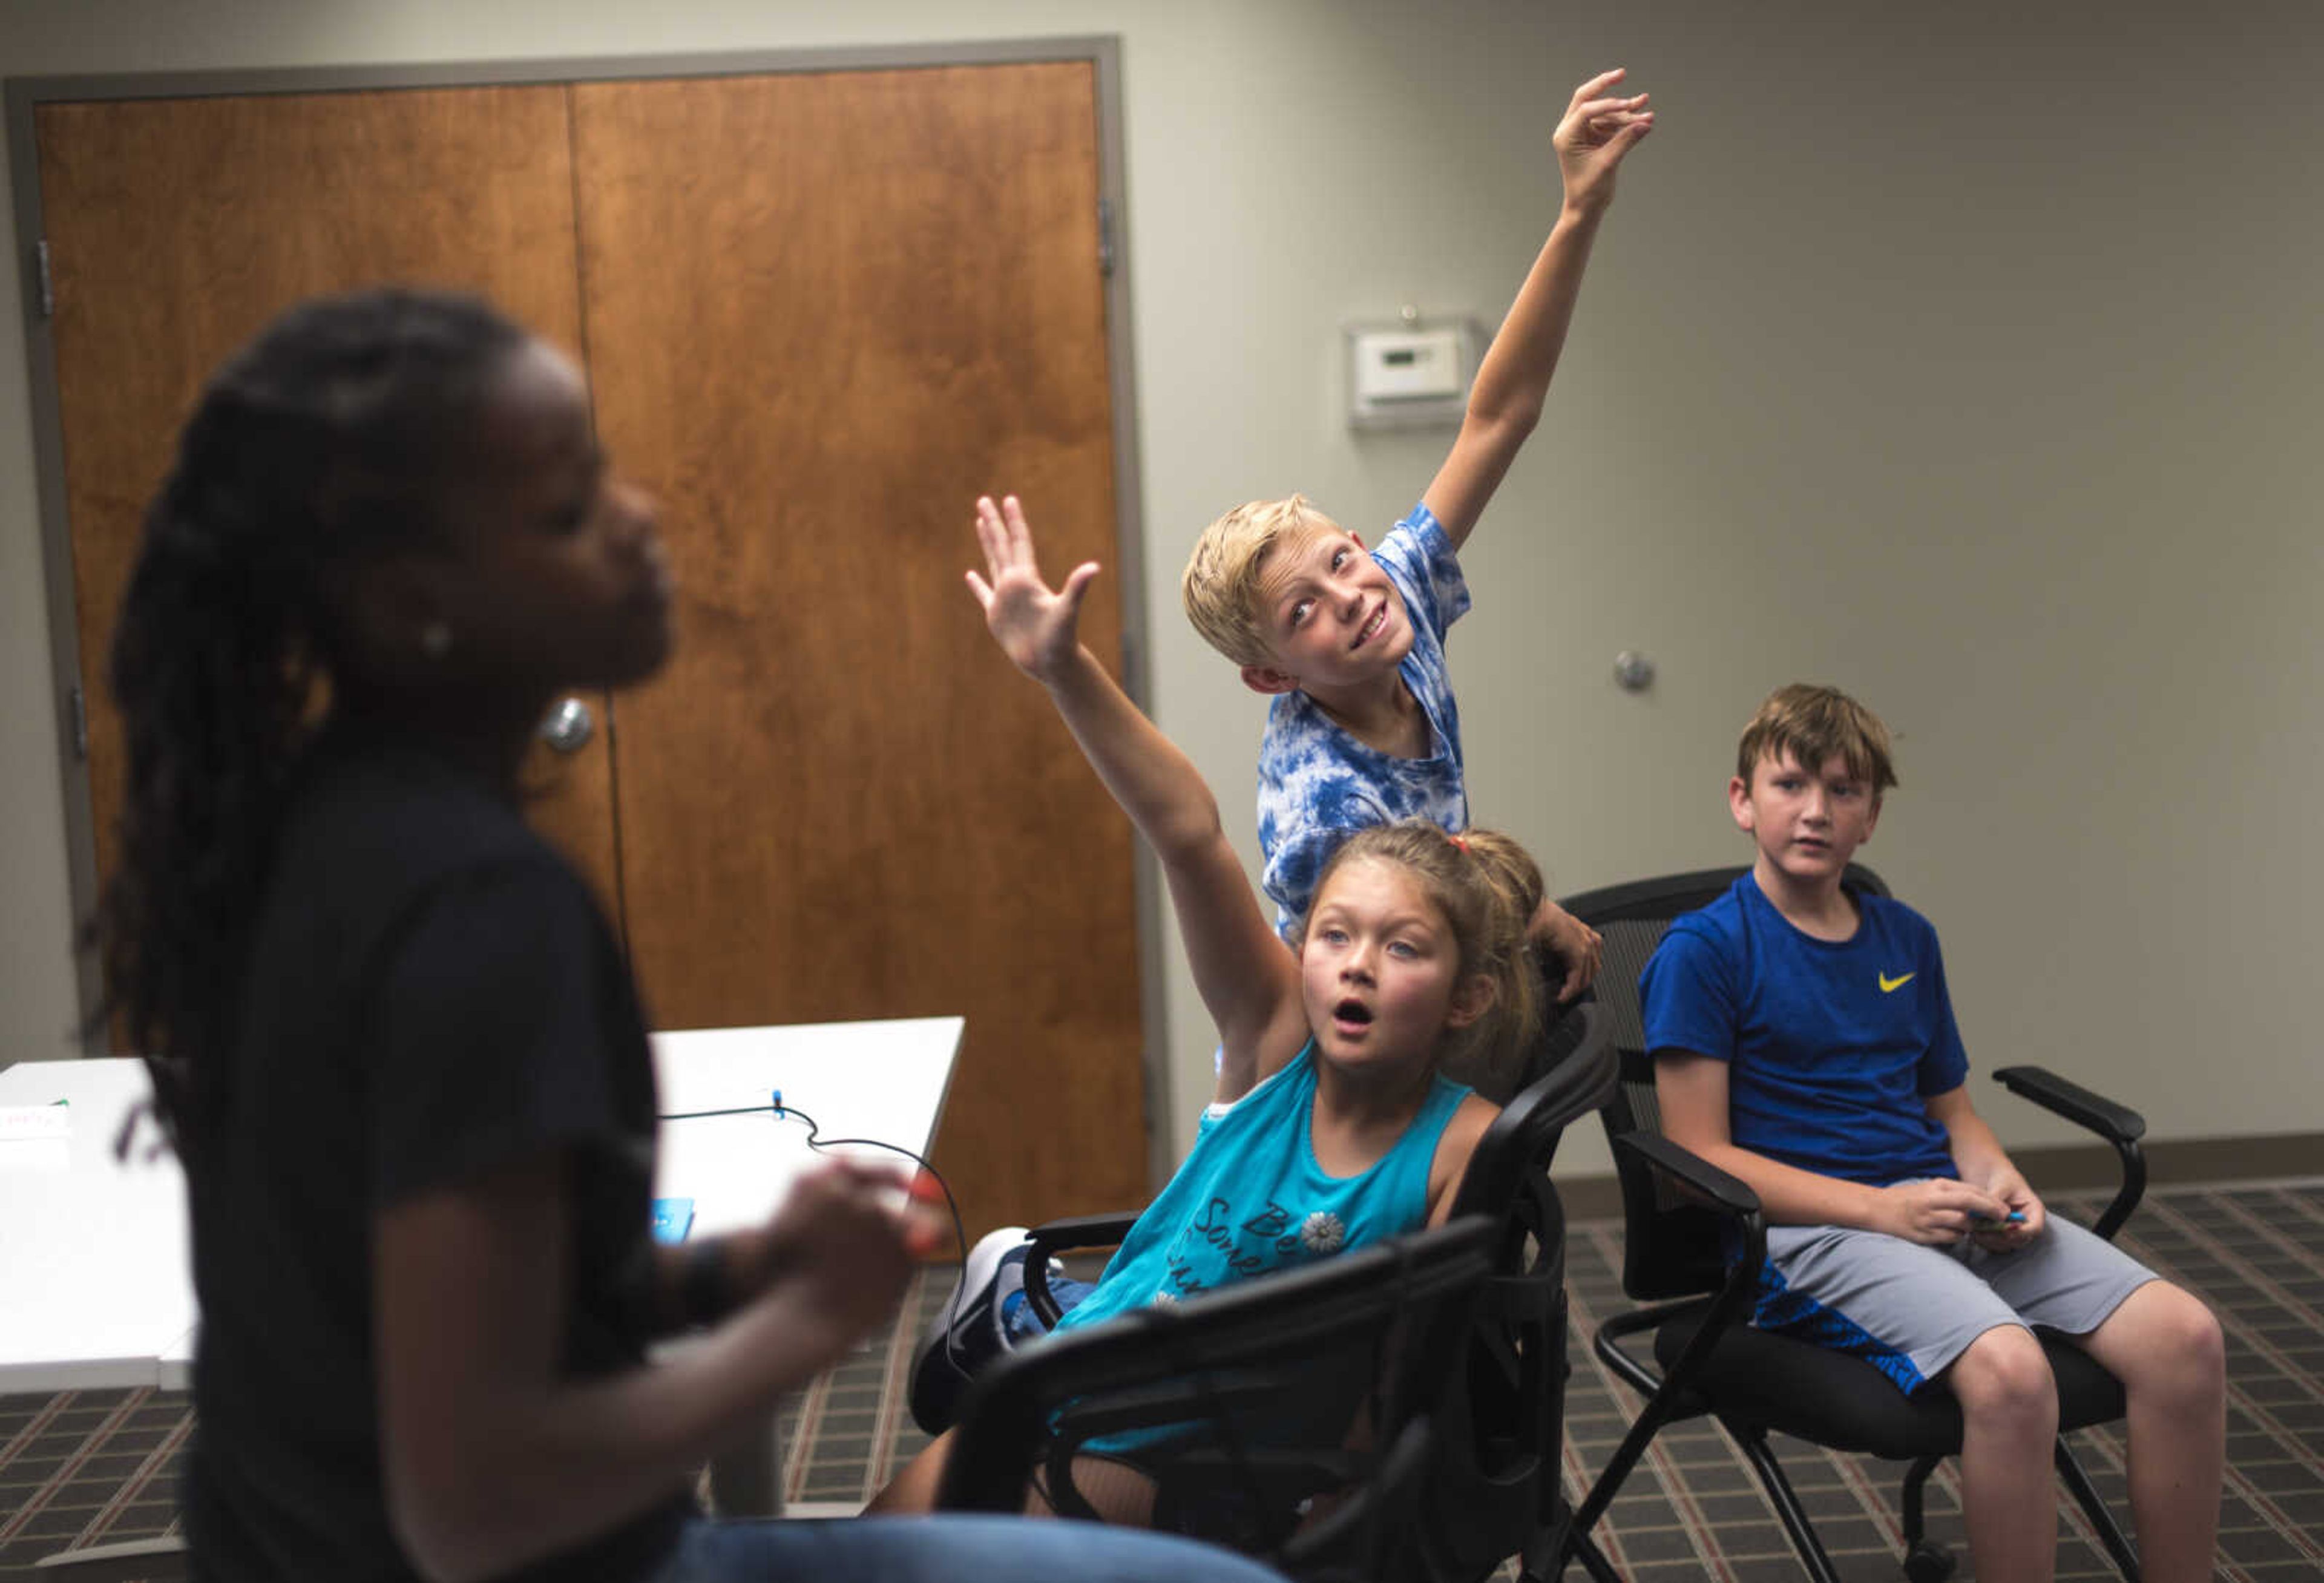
[647,1512,1287,1582]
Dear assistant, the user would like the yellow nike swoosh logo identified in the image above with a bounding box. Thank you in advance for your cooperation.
[1879,972,1917,994]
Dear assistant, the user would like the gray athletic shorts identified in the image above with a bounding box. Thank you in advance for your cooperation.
[1757,1214,2157,1395]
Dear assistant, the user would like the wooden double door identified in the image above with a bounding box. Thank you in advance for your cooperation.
[31,55,1150,1232]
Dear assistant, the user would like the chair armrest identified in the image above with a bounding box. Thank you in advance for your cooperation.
[1990,1066,2148,1242]
[1023,1211,1140,1327]
[1607,1129,1765,1330]
[1567,1132,1767,1556]
[1615,1132,1762,1223]
[1026,1211,1140,1255]
[1991,1066,2146,1143]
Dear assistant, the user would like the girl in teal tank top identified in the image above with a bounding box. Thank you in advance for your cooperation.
[874,496,1552,1515]
[1049,1041,1471,1332]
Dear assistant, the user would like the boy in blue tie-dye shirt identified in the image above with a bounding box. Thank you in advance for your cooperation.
[1181,70,1653,996]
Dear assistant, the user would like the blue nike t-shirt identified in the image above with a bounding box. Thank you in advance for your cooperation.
[1638,872,1968,1186]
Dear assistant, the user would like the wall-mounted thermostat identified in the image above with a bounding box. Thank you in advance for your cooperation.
[1344,316,1480,430]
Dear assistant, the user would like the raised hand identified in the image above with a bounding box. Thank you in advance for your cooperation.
[1555,67,1654,215]
[965,494,1100,685]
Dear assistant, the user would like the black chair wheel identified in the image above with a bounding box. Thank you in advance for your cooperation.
[1902,1541,1955,1583]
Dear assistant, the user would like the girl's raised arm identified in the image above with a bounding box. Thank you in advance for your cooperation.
[968,495,1307,1099]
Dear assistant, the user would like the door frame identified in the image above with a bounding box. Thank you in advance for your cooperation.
[7,36,1173,1183]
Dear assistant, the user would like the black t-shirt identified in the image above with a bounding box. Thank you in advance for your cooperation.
[183,723,686,1582]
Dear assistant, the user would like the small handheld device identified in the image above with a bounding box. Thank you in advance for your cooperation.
[651,1197,696,1244]
[1971,1210,2026,1226]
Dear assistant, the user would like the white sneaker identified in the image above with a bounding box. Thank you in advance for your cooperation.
[907,1225,1029,1434]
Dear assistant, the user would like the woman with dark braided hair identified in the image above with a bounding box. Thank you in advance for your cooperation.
[97,289,1286,1583]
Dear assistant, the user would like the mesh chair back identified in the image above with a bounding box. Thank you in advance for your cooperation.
[1563,864,1889,1300]
[1449,1000,1615,1218]
[1458,954,1600,1107]
[940,1218,1497,1583]
[1418,1002,1615,1581]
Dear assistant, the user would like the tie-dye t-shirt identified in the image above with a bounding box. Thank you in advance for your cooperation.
[1256,503,1469,939]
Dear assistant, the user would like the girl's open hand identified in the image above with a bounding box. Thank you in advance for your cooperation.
[1555,68,1653,215]
[966,494,1100,684]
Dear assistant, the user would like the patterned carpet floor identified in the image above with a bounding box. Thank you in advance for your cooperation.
[7,1180,2322,1581]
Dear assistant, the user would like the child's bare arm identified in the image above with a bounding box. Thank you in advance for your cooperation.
[1422,68,1653,549]
[1656,1053,2010,1242]
[1424,1093,1503,1225]
[968,496,1308,1098]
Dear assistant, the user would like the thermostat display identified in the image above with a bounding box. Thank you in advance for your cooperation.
[1344,319,1480,430]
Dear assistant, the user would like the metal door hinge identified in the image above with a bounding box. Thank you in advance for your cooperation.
[36,240,53,319]
[1097,200,1114,278]
[70,683,87,759]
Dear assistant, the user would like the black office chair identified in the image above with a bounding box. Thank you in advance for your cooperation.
[1554,865,2147,1583]
[936,1216,1498,1583]
[1411,998,1624,1583]
[1011,992,1623,1583]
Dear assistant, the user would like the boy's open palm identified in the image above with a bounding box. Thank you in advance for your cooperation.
[966,494,1099,683]
[1555,67,1653,213]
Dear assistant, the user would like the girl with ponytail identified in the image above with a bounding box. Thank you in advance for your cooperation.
[878,495,1546,1513]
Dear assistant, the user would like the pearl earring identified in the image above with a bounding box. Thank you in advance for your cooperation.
[419,620,453,659]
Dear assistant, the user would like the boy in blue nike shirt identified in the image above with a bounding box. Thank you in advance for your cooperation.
[1179,68,1655,1006]
[1640,684,2224,1583]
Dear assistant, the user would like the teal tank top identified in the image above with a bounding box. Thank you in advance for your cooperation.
[1054,1044,1471,1334]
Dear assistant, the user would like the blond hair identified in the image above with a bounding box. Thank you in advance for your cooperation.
[1299,820,1544,1095]
[1736,683,1899,795]
[1180,494,1339,669]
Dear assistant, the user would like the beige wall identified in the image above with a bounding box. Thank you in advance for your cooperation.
[3,1,2318,1183]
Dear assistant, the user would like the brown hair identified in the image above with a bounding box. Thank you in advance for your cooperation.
[1179,494,1340,669]
[1735,683,1899,795]
[1300,820,1544,1094]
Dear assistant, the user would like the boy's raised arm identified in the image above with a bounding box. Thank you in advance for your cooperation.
[967,496,1305,1096]
[1422,68,1652,549]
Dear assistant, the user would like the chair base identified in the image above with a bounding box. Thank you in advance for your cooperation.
[1561,1419,2143,1583]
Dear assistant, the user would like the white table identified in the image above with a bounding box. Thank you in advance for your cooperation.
[646,1018,962,1514]
[0,1057,195,1393]
[0,1017,961,1423]
[0,1020,959,1567]
[649,1017,962,1241]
